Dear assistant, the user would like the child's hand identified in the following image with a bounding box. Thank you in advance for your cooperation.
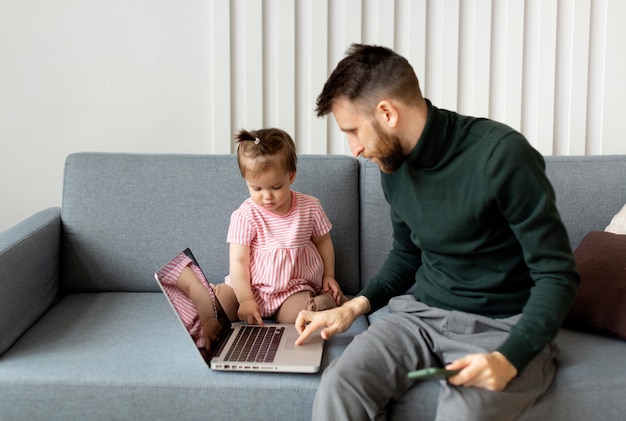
[322,275,347,306]
[237,299,264,325]
[202,318,223,352]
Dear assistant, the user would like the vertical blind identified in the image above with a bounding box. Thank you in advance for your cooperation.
[207,0,608,157]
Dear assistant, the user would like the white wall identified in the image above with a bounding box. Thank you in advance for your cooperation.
[2,0,626,232]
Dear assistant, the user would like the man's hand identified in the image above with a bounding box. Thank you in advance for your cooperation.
[295,296,370,345]
[445,351,518,391]
[237,299,264,325]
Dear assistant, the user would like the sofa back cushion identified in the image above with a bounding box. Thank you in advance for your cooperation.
[544,155,626,249]
[358,155,626,291]
[359,159,394,290]
[61,153,360,295]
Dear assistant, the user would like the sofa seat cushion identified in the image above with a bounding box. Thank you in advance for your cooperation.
[0,292,367,420]
[520,329,626,420]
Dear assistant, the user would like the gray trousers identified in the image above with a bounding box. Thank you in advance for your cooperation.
[313,295,558,421]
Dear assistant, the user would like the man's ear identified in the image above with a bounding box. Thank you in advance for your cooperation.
[376,100,399,128]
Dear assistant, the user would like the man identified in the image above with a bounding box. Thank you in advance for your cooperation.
[295,44,579,420]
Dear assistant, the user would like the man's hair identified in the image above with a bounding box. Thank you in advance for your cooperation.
[315,43,422,117]
[235,128,297,180]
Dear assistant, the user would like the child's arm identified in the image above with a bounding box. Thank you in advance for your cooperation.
[176,266,222,350]
[312,233,346,305]
[229,243,264,325]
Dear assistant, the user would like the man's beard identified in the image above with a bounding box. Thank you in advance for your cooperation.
[372,121,406,173]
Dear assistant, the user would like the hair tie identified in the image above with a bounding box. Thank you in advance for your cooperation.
[254,137,261,145]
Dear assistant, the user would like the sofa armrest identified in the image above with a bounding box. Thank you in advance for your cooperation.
[0,208,61,355]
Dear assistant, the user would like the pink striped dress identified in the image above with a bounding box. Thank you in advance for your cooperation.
[225,191,332,317]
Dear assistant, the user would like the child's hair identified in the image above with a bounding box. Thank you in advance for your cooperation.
[235,128,297,180]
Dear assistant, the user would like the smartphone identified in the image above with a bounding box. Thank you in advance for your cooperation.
[407,367,461,381]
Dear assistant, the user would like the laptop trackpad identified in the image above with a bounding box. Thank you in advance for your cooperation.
[284,334,323,351]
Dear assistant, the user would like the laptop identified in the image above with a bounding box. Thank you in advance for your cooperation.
[154,248,325,373]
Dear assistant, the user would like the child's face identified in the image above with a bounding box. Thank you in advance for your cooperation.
[245,166,296,216]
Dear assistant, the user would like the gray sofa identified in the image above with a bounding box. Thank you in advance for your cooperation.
[1,152,625,420]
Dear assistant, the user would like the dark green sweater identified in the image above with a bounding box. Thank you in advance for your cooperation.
[359,100,580,372]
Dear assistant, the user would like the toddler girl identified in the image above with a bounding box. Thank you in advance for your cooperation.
[158,128,345,352]
[226,128,345,325]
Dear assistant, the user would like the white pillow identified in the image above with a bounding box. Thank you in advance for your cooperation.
[605,203,626,234]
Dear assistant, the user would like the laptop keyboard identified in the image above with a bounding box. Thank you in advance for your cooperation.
[224,326,285,363]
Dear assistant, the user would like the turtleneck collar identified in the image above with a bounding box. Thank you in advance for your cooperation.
[404,99,453,169]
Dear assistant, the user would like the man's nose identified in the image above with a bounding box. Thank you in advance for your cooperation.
[348,137,364,158]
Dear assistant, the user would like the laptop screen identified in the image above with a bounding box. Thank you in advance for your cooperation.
[155,248,232,363]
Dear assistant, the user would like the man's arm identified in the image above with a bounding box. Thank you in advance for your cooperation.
[359,207,422,312]
[294,295,371,345]
[487,138,579,371]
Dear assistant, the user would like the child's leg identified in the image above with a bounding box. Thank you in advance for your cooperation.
[212,283,239,322]
[274,291,313,324]
[274,290,339,324]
